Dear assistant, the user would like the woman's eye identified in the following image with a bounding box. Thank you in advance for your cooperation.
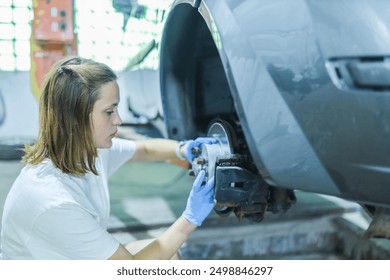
[106,111,114,116]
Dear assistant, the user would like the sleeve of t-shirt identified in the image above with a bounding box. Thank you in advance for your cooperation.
[99,138,136,177]
[28,203,120,260]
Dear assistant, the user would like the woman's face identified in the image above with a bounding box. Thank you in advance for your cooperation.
[91,80,122,148]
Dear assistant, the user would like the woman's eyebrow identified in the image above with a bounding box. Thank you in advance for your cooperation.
[105,102,119,109]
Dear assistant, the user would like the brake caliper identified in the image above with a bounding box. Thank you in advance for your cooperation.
[214,154,269,222]
[191,150,269,222]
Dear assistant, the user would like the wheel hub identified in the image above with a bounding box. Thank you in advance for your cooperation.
[191,121,235,180]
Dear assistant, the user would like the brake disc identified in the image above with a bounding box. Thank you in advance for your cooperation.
[191,121,235,179]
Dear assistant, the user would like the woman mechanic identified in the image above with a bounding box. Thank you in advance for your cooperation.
[0,56,216,259]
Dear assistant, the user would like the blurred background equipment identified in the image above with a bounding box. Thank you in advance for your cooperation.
[30,0,77,100]
[112,0,147,32]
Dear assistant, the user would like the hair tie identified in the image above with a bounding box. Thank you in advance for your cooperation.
[57,67,64,75]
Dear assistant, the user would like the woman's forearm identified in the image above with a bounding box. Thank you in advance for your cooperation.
[132,139,181,162]
[133,216,196,260]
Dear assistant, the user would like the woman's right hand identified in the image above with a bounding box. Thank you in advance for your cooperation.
[182,170,215,226]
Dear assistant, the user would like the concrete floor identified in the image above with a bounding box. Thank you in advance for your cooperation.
[1,154,390,259]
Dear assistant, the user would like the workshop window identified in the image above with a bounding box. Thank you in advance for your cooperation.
[74,0,173,71]
[0,0,172,72]
[0,0,32,71]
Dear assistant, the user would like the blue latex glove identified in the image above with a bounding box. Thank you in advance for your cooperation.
[182,170,215,226]
[184,137,217,163]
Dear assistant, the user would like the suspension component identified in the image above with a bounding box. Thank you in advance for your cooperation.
[189,121,269,221]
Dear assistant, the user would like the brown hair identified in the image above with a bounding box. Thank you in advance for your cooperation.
[23,56,117,175]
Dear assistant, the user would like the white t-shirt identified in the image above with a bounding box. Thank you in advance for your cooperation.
[0,138,136,259]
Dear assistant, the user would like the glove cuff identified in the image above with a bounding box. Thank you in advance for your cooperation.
[175,141,187,160]
[182,211,201,227]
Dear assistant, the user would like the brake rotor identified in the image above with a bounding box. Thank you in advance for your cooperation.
[191,121,235,179]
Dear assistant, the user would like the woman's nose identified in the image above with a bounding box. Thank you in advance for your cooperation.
[114,112,123,126]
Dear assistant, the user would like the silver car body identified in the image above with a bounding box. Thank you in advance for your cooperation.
[159,0,390,209]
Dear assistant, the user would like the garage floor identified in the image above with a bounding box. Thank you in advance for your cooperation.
[1,152,390,259]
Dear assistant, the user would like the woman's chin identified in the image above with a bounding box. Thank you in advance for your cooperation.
[97,139,113,149]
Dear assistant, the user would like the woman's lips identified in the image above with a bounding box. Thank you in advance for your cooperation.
[110,130,118,137]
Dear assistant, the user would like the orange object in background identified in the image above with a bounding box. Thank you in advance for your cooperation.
[32,0,75,43]
[30,0,77,100]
